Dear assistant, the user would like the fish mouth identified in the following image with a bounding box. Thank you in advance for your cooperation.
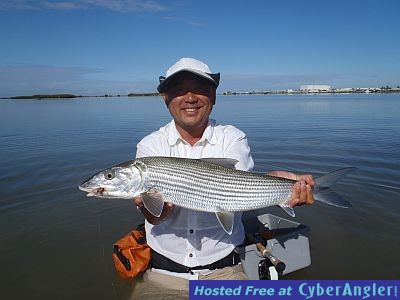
[79,184,106,197]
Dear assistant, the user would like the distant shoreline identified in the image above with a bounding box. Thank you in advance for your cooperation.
[1,88,399,99]
[1,93,161,100]
[221,86,400,96]
[220,90,400,96]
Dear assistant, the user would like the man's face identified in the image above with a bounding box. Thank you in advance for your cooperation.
[163,72,216,134]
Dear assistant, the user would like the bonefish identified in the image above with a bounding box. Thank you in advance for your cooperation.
[79,156,355,234]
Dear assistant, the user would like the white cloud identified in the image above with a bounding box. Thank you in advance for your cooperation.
[219,74,326,92]
[40,1,82,10]
[163,16,178,21]
[188,21,205,27]
[0,65,156,97]
[218,72,398,92]
[2,65,391,97]
[0,0,167,12]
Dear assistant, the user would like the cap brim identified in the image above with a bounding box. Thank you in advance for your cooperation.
[157,69,220,93]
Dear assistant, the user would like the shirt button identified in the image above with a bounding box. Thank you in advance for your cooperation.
[189,253,193,258]
[189,229,194,234]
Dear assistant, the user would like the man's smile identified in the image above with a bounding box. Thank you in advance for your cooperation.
[183,106,201,113]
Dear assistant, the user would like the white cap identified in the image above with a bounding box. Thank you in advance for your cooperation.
[157,57,220,93]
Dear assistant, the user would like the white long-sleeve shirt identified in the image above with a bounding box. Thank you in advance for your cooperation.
[136,119,254,268]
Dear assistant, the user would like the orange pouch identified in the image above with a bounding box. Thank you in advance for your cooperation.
[112,224,151,278]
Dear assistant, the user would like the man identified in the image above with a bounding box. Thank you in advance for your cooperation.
[134,58,314,290]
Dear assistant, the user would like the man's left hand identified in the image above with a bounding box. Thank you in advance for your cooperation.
[267,171,315,207]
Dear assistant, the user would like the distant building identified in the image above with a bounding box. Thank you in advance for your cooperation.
[300,85,331,92]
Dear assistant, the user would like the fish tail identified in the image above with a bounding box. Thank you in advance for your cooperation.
[313,167,356,208]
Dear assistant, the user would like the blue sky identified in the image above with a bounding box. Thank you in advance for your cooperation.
[1,0,399,97]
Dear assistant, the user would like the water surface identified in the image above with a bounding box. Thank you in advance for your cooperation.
[1,94,399,299]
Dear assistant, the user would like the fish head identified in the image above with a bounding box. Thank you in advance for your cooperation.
[79,162,143,199]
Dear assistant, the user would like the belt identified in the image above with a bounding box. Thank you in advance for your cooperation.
[151,250,241,273]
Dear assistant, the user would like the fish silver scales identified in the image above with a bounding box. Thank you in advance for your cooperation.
[79,156,355,234]
[139,156,294,212]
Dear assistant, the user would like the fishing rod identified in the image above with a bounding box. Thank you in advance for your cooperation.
[245,232,286,279]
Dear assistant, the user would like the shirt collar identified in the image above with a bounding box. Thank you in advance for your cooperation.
[167,119,217,146]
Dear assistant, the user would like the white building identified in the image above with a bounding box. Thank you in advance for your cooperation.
[300,85,331,93]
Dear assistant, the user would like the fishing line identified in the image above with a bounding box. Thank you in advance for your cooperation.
[251,159,301,174]
[94,199,118,299]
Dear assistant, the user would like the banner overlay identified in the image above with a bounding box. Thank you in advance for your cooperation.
[189,280,399,300]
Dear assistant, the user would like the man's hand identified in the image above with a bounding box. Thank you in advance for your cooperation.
[267,171,315,207]
[134,196,174,225]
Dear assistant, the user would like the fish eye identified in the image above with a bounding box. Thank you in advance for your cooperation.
[105,171,115,180]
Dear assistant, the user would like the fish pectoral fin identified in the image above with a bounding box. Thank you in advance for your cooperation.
[141,189,166,217]
[215,211,234,235]
[200,158,239,169]
[279,201,296,217]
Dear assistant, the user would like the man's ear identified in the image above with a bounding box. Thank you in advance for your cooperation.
[211,87,217,104]
[163,93,171,107]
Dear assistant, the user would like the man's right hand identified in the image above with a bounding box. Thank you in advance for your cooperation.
[134,196,174,225]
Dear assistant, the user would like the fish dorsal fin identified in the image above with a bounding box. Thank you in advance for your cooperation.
[201,158,238,169]
[215,211,235,235]
[278,200,296,217]
[141,189,166,217]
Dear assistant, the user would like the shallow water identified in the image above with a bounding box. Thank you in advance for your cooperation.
[0,94,399,299]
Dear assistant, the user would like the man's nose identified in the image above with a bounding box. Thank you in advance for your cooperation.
[185,91,197,102]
